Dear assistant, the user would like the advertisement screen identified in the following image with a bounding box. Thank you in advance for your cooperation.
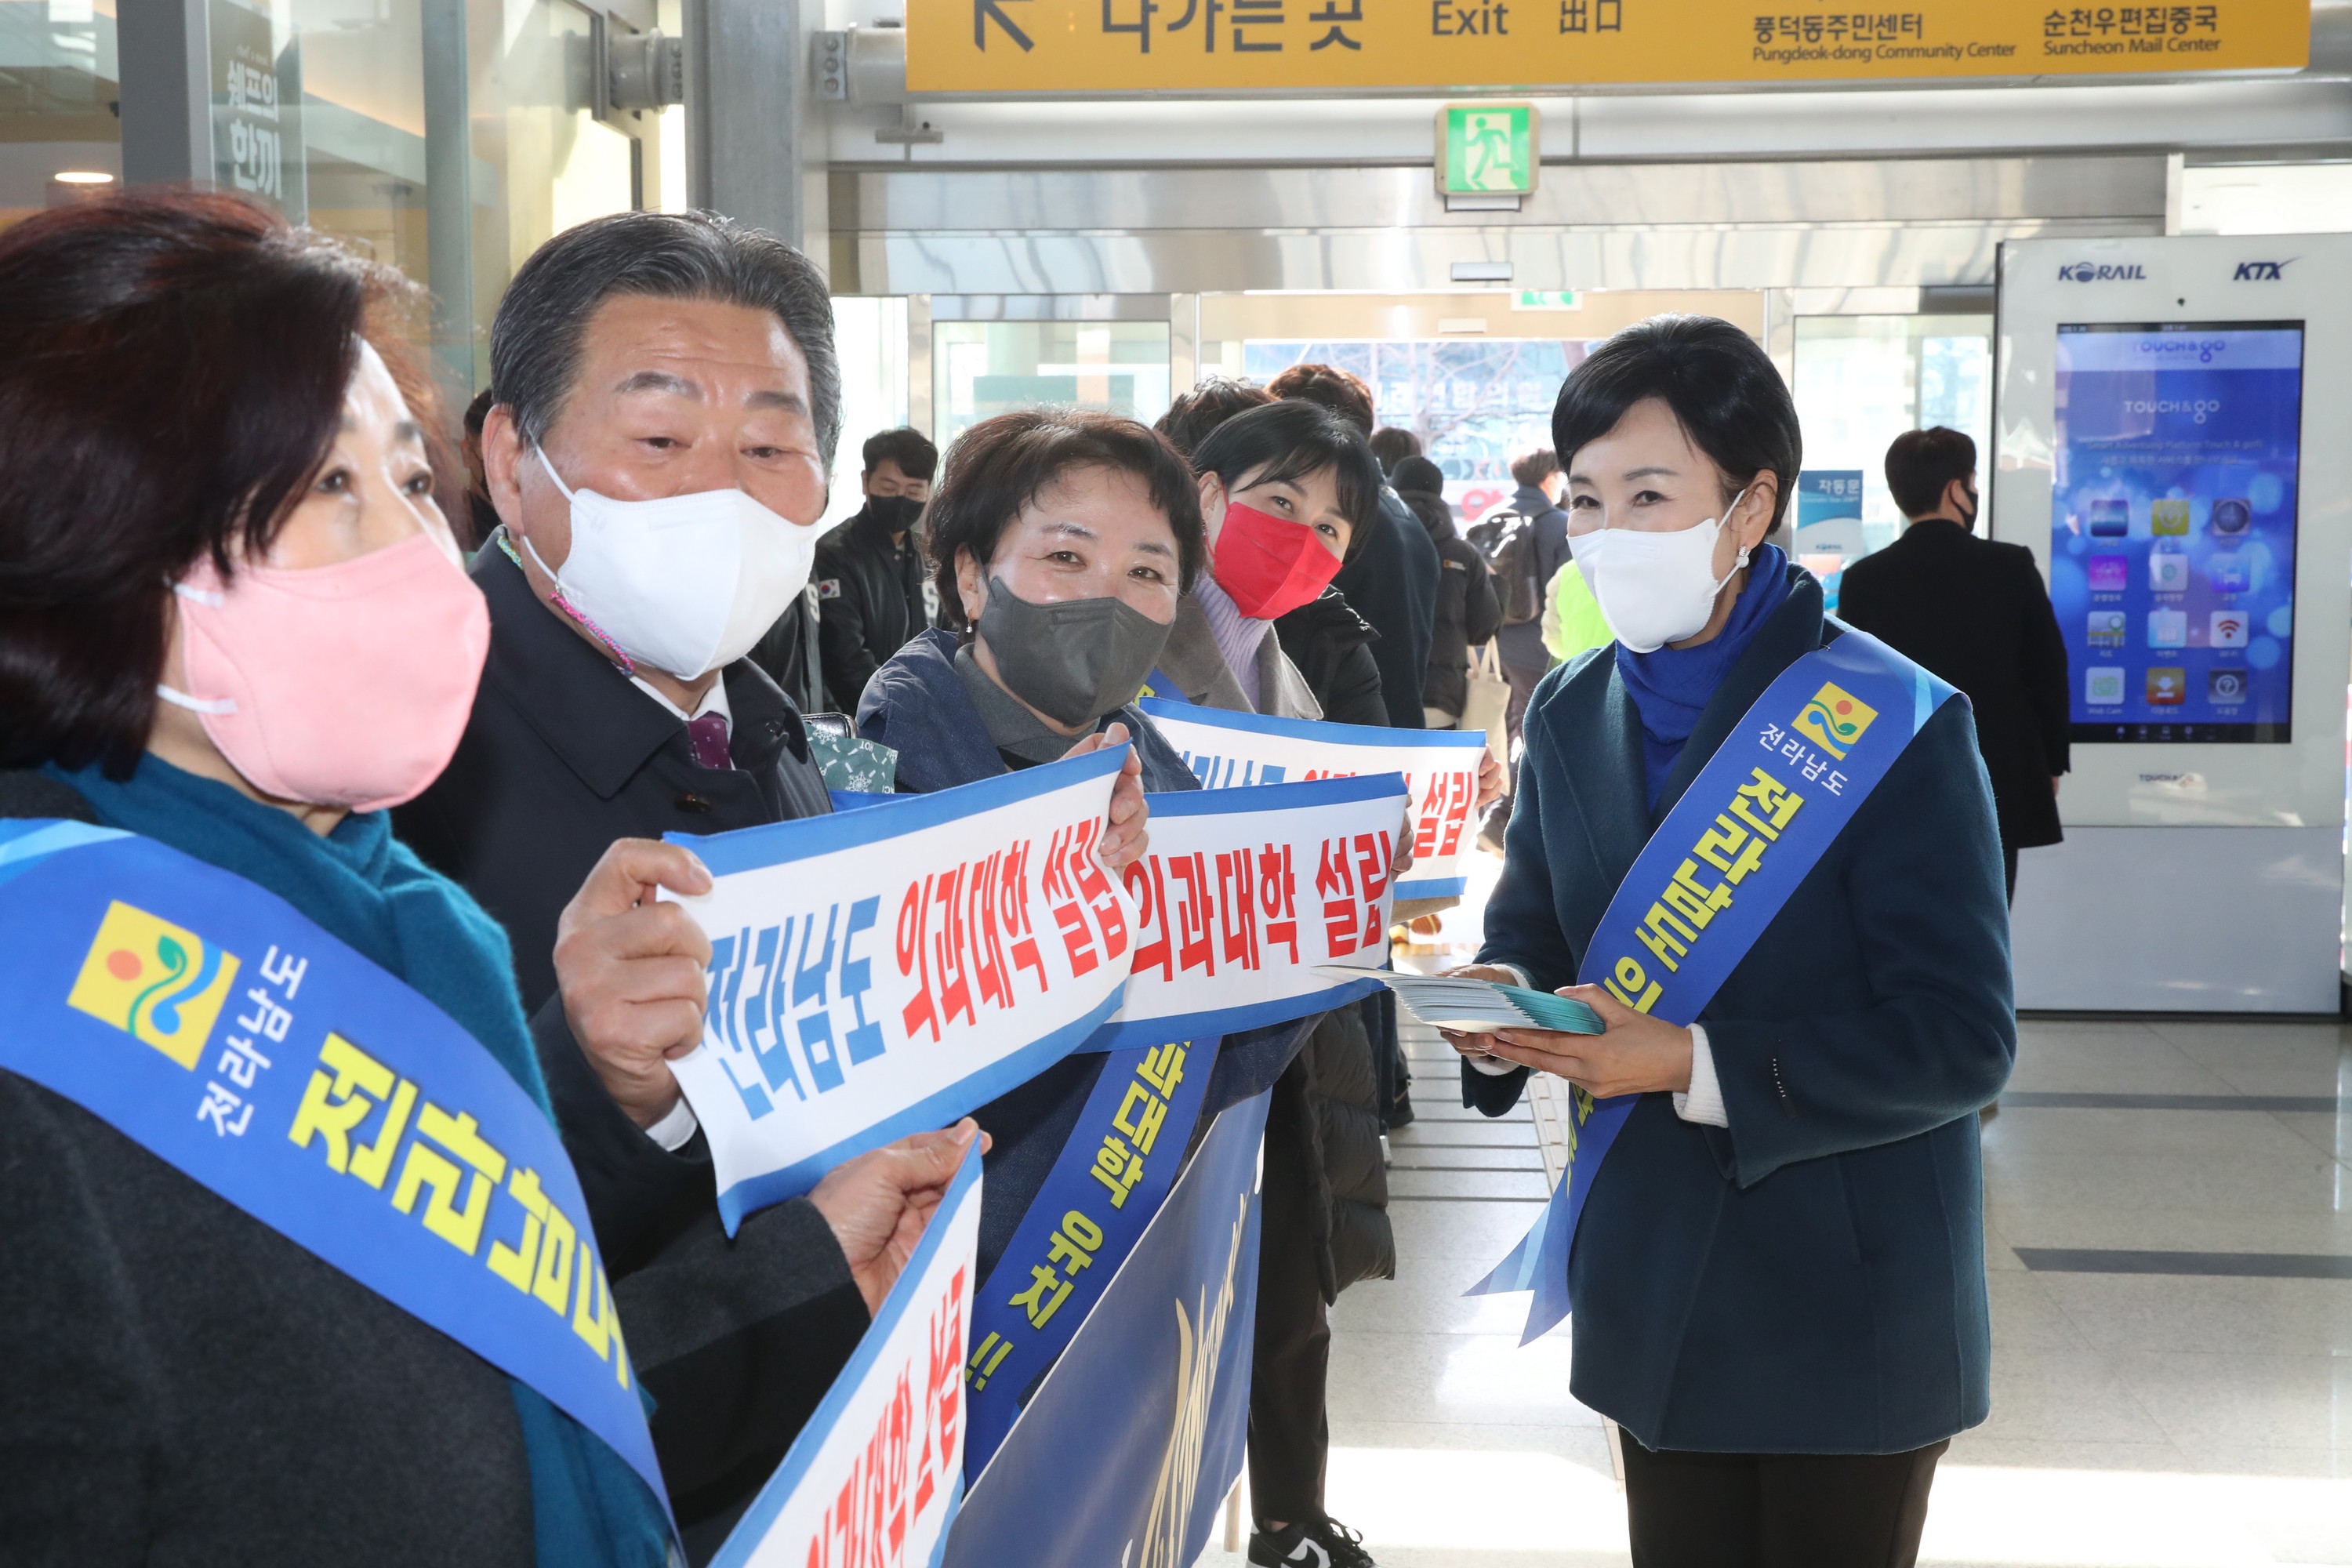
[2049,321,2303,743]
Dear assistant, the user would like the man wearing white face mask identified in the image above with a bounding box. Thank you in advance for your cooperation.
[394,212,1014,1558]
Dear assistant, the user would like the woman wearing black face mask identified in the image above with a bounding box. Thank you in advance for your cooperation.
[857,408,1203,793]
[855,410,1316,1358]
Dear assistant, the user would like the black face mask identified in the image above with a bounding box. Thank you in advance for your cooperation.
[1955,483,1980,530]
[868,494,925,535]
[975,576,1174,728]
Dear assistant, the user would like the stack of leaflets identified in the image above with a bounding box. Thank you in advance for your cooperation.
[1316,967,1606,1036]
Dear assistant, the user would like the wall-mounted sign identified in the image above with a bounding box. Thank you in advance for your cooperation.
[1440,103,1536,196]
[907,0,2306,92]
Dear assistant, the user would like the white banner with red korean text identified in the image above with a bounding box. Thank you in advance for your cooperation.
[712,1150,980,1568]
[663,747,1135,1232]
[1089,774,1413,1051]
[1137,698,1488,900]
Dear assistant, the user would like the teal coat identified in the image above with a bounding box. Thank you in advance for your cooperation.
[1470,566,2013,1454]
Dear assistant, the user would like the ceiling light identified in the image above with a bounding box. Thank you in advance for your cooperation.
[53,170,114,185]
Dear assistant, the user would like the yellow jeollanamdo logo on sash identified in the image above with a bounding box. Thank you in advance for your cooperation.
[67,900,241,1069]
[1793,682,1878,760]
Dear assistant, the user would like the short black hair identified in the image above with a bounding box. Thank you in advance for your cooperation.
[924,409,1205,609]
[1552,314,1802,534]
[1885,426,1977,519]
[0,191,422,777]
[1392,455,1446,496]
[863,426,938,481]
[1266,362,1376,435]
[1191,398,1385,559]
[1156,377,1275,459]
[1369,426,1421,475]
[464,387,494,437]
[490,209,840,468]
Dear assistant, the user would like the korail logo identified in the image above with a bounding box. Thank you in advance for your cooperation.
[2058,262,2147,282]
[2233,260,2293,281]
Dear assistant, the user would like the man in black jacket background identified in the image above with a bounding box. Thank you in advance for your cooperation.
[1837,426,2070,900]
[811,426,937,713]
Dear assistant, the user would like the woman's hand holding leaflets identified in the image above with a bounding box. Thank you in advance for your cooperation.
[1439,965,1694,1099]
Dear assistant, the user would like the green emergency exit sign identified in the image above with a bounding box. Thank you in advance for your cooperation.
[1439,103,1537,197]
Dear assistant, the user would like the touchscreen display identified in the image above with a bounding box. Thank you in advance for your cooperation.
[2049,322,2303,743]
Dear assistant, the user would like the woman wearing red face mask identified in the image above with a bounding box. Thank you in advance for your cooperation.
[1128,397,1383,1568]
[1146,399,1374,724]
[0,194,673,1566]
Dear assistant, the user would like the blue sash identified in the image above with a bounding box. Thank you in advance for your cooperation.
[1468,630,1960,1341]
[0,821,671,1523]
[960,1034,1218,1477]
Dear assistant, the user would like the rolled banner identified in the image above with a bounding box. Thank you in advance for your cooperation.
[662,746,1138,1232]
[712,1149,982,1568]
[1091,773,1413,1052]
[1138,696,1489,900]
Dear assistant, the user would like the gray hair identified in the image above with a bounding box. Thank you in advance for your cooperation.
[488,209,840,469]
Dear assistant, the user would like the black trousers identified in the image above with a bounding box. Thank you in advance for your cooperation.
[2002,843,2019,906]
[1621,1436,1949,1568]
[1500,657,1548,766]
[1247,1091,1329,1525]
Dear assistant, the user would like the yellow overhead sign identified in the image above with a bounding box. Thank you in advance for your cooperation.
[906,1,2307,91]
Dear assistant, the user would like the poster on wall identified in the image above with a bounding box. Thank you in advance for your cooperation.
[1243,340,1591,524]
[1793,469,1865,612]
[2047,321,2304,744]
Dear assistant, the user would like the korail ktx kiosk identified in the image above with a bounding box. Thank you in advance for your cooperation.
[1993,233,2352,1012]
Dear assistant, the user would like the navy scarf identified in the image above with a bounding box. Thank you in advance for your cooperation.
[1614,543,1792,811]
[50,753,672,1568]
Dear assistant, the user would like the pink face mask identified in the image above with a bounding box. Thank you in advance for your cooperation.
[158,532,490,812]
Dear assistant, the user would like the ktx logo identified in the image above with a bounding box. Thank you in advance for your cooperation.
[2059,262,2147,282]
[2234,260,2293,281]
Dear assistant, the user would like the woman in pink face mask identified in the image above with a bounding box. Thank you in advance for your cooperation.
[0,193,670,1565]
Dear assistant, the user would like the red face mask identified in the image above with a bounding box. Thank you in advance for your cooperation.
[1210,500,1341,619]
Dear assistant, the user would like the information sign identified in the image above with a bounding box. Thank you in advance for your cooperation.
[908,0,2307,92]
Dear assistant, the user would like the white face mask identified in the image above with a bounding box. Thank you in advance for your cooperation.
[1568,487,1751,654]
[524,447,819,680]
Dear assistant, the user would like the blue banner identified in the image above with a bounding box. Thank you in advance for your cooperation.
[943,1090,1269,1568]
[712,1149,982,1568]
[1091,774,1409,1052]
[0,820,671,1521]
[962,1034,1218,1475]
[667,750,1136,1233]
[1138,697,1486,901]
[1468,630,1960,1341]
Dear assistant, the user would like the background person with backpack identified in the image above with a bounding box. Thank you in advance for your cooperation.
[1392,456,1502,728]
[1469,448,1573,764]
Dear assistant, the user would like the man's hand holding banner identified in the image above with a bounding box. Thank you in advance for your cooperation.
[713,1146,983,1568]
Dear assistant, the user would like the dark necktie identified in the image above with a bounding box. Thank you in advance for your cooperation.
[686,711,732,771]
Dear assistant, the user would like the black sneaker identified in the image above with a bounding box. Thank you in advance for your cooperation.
[1247,1515,1377,1568]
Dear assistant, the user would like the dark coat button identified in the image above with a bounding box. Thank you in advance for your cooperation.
[675,793,714,814]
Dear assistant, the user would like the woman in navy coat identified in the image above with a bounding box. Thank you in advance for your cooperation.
[1449,316,2013,1567]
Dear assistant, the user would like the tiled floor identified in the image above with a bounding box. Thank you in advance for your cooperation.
[1199,934,2352,1566]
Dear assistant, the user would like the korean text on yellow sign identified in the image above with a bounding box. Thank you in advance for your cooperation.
[908,0,2307,91]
